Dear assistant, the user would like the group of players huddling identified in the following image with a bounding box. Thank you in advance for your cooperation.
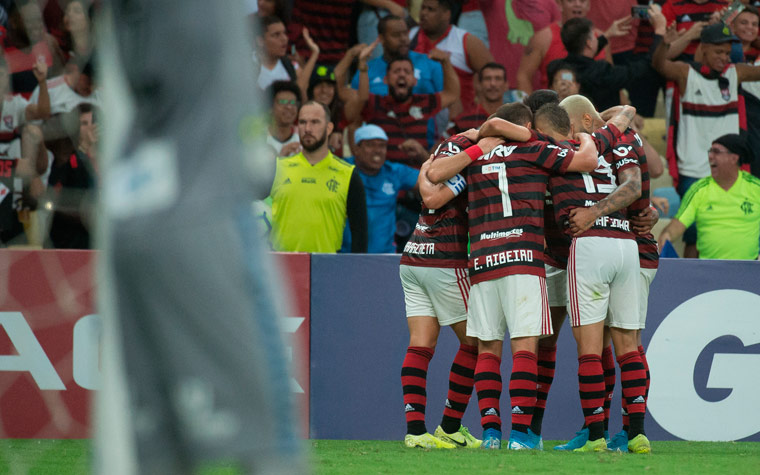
[398,90,658,454]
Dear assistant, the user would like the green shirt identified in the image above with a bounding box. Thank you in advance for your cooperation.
[675,171,760,260]
[270,151,354,253]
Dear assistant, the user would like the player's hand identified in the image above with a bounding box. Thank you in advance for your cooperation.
[568,207,598,236]
[459,128,479,142]
[650,196,670,216]
[32,56,48,83]
[428,48,451,64]
[400,138,428,164]
[605,16,633,38]
[477,136,504,155]
[279,141,302,157]
[631,206,660,234]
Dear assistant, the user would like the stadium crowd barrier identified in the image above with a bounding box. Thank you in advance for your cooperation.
[1,250,758,442]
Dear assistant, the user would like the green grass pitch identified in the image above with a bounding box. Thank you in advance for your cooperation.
[0,439,758,474]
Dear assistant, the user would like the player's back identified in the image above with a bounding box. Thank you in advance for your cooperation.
[467,139,573,284]
[401,134,471,268]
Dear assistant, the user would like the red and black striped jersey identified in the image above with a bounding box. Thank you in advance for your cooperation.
[662,0,728,56]
[626,132,659,269]
[446,104,489,137]
[534,125,622,269]
[552,128,642,242]
[400,134,472,268]
[467,139,573,284]
[289,0,354,65]
[362,93,442,169]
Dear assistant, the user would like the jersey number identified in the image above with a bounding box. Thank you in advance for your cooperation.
[581,155,616,194]
[483,163,513,217]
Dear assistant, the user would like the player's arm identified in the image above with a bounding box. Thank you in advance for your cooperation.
[418,158,460,209]
[25,58,50,121]
[657,217,686,250]
[477,117,533,142]
[426,136,503,183]
[347,169,368,253]
[568,166,642,236]
[565,132,599,172]
[429,48,460,110]
[515,26,551,94]
[599,105,636,135]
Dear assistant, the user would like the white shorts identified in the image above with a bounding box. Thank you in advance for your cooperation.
[399,265,469,326]
[466,274,551,341]
[545,263,567,308]
[637,267,657,330]
[567,236,640,329]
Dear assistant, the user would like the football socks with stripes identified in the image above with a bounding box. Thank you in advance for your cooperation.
[474,352,502,432]
[578,354,606,441]
[618,351,648,438]
[509,351,538,434]
[601,345,616,433]
[531,344,557,436]
[440,344,478,434]
[401,346,434,436]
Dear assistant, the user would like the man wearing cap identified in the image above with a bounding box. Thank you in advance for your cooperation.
[658,134,760,260]
[341,124,419,253]
[270,100,368,253]
[653,19,760,257]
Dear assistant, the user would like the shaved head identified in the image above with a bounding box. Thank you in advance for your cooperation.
[559,94,602,134]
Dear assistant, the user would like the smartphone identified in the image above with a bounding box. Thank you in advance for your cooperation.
[560,72,574,82]
[631,5,649,19]
[721,0,745,23]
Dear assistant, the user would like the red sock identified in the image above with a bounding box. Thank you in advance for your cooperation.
[531,345,557,435]
[601,345,616,432]
[474,352,502,432]
[578,354,605,440]
[510,351,537,434]
[401,346,434,435]
[618,351,647,437]
[440,344,478,434]
[638,345,650,401]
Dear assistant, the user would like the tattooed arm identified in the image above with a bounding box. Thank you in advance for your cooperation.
[568,166,642,236]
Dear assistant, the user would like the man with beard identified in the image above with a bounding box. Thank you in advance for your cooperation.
[344,45,460,168]
[270,100,368,252]
[447,62,509,136]
[340,124,419,253]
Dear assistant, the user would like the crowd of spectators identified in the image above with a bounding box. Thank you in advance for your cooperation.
[0,0,98,249]
[5,0,758,261]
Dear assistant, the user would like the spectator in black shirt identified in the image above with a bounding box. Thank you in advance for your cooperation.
[550,7,666,110]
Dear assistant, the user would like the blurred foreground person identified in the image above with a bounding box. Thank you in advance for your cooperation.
[96,1,305,474]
